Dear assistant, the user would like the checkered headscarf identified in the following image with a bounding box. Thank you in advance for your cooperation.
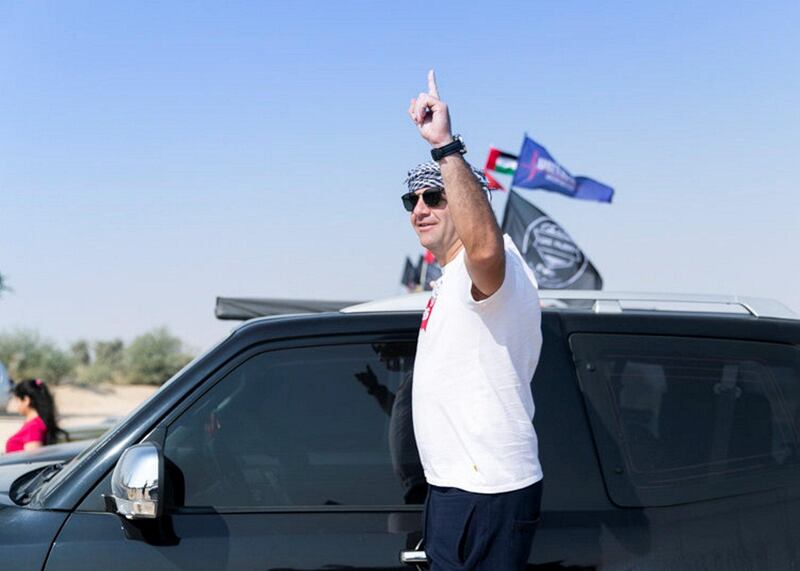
[403,161,490,194]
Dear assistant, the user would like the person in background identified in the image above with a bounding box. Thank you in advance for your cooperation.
[5,378,66,453]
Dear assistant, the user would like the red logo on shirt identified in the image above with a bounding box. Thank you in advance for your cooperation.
[420,294,437,331]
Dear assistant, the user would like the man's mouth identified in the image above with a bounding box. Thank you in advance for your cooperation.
[417,222,435,232]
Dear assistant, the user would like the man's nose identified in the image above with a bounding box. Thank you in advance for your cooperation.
[412,194,430,217]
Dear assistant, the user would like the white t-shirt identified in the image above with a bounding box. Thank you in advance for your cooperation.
[412,235,543,494]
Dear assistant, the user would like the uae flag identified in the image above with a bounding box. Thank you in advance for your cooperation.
[486,147,518,175]
[502,190,603,290]
[484,147,519,191]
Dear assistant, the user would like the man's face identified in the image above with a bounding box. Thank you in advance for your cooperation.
[410,187,456,252]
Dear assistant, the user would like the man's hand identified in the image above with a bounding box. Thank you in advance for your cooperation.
[354,365,395,414]
[354,365,379,391]
[408,70,453,147]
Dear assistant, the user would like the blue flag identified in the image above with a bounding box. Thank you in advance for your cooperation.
[511,135,614,203]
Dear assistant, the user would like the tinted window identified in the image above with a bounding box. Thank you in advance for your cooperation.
[164,342,424,509]
[571,334,800,506]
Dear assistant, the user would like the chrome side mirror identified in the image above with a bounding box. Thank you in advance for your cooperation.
[105,442,163,520]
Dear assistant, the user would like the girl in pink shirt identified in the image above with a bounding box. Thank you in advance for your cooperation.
[5,378,65,453]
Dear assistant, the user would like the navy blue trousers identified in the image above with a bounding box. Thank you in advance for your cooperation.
[423,481,543,571]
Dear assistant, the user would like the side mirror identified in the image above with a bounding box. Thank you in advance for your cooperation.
[105,442,163,520]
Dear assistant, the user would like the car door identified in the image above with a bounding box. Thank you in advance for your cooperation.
[45,337,426,571]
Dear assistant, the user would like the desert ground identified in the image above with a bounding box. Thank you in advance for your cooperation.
[0,384,158,448]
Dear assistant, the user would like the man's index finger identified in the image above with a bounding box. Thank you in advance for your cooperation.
[428,69,439,98]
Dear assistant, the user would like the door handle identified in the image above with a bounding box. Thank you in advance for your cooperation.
[399,538,428,567]
[399,548,427,565]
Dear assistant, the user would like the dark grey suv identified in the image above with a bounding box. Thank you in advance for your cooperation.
[1,291,799,570]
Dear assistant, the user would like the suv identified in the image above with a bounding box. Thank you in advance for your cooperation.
[1,291,799,570]
[0,361,10,411]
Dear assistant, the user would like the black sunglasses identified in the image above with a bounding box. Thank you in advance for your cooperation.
[401,190,446,212]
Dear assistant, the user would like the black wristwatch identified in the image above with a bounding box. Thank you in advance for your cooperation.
[431,135,467,161]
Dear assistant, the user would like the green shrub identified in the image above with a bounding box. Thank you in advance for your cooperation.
[123,327,193,385]
[0,329,74,384]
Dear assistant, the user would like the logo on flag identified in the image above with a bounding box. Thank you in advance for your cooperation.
[521,216,589,289]
[502,190,603,290]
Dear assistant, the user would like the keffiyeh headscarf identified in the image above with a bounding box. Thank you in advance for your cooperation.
[403,161,490,194]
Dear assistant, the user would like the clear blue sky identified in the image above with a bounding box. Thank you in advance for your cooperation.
[2,0,799,351]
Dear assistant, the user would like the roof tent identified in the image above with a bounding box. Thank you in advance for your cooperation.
[215,297,362,320]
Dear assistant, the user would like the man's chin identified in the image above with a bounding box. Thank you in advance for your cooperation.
[417,234,436,250]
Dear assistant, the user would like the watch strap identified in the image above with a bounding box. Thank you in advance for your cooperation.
[431,136,466,161]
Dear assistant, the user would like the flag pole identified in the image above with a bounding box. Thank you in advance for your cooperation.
[500,181,515,230]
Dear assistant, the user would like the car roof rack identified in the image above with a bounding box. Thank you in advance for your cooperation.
[341,290,798,320]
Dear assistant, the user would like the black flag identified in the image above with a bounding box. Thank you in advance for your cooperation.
[400,257,419,290]
[501,190,603,290]
[419,254,441,291]
[400,254,442,291]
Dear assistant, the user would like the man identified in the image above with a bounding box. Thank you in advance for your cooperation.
[404,71,544,570]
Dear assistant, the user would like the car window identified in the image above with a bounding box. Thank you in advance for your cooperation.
[571,334,800,506]
[163,341,423,510]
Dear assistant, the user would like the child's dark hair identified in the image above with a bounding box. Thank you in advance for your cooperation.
[13,379,67,445]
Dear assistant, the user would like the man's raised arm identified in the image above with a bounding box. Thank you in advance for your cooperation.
[408,70,505,299]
